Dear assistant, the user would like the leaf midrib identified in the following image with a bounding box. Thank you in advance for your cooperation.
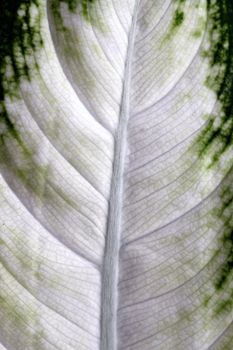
[100,2,140,350]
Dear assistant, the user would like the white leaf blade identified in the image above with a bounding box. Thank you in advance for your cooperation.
[0,0,233,349]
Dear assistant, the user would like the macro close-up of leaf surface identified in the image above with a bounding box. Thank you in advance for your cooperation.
[0,0,233,349]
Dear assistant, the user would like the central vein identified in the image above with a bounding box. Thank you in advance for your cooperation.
[100,2,140,350]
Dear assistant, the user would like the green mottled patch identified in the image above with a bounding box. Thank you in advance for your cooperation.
[50,0,97,31]
[215,293,233,316]
[202,169,233,317]
[0,129,82,208]
[0,294,28,329]
[192,16,206,38]
[0,283,45,349]
[0,120,81,208]
[213,177,233,293]
[0,232,38,279]
[196,0,233,167]
[0,0,43,193]
[0,130,51,199]
[195,0,233,318]
[198,4,233,319]
[0,0,43,138]
[162,0,186,42]
[16,162,49,198]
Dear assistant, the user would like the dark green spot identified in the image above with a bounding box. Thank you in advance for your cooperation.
[203,295,211,307]
[164,0,186,41]
[192,30,202,38]
[173,10,184,28]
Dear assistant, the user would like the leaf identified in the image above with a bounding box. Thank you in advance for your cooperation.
[0,0,233,349]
